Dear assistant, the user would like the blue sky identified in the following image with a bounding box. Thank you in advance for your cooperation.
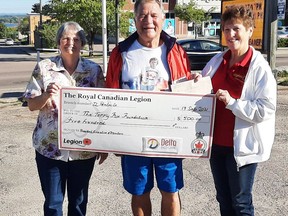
[0,0,50,14]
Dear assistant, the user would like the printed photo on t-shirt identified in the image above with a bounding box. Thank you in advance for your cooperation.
[121,57,169,91]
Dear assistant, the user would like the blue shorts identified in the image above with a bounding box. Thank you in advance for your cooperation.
[121,155,184,195]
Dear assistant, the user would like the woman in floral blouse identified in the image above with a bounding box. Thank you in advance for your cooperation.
[24,21,108,216]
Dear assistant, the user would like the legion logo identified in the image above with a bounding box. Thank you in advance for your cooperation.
[191,132,207,154]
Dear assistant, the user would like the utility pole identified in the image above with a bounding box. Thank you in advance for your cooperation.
[266,0,278,71]
[39,0,43,48]
[102,0,108,75]
[115,0,120,45]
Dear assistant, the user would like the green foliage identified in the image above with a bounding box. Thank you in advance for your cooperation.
[18,17,29,36]
[277,70,288,78]
[0,23,6,38]
[174,0,207,24]
[278,38,288,47]
[120,11,134,38]
[277,69,288,86]
[5,27,17,40]
[0,15,28,39]
[279,79,288,86]
[39,21,61,48]
[31,3,51,14]
[42,0,129,54]
[0,16,21,24]
[278,75,288,86]
[48,0,105,52]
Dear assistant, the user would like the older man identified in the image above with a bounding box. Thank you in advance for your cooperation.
[106,0,191,215]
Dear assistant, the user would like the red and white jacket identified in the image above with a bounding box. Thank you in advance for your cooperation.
[105,31,191,89]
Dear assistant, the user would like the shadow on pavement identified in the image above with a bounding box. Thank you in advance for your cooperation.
[0,92,28,106]
[0,58,37,62]
[0,45,37,62]
[1,92,24,99]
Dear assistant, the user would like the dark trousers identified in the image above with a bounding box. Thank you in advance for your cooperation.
[209,145,257,216]
[35,151,96,216]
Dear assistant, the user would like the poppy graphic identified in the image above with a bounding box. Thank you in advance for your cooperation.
[83,138,92,145]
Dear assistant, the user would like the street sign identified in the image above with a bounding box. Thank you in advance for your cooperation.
[278,0,286,20]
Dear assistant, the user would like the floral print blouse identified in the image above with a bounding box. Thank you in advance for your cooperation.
[24,56,104,162]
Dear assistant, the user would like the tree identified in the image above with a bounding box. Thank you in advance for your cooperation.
[174,0,209,38]
[0,23,7,38]
[46,0,129,56]
[18,17,29,35]
[48,0,115,55]
[39,21,61,48]
[49,0,104,55]
[109,1,133,39]
[31,3,51,14]
[5,27,18,40]
[120,11,134,37]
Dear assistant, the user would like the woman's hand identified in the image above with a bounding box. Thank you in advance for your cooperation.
[216,89,231,106]
[45,82,61,96]
[28,82,61,111]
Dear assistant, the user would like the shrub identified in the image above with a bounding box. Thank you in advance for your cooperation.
[277,70,288,86]
[278,38,288,47]
[277,70,288,77]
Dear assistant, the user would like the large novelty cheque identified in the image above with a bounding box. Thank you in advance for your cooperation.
[59,87,216,158]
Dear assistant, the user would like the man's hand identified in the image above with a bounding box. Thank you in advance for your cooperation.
[190,72,202,82]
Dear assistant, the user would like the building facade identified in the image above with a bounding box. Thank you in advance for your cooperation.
[123,0,288,38]
[123,0,222,38]
[191,0,221,37]
[27,13,50,45]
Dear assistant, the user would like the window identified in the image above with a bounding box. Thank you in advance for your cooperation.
[165,13,175,18]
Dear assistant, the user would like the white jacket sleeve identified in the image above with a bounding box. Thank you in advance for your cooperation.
[226,53,277,124]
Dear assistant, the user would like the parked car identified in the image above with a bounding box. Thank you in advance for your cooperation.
[177,39,223,70]
[5,38,14,46]
[277,26,288,33]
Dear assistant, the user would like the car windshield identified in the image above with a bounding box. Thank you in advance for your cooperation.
[180,40,221,51]
[201,42,221,51]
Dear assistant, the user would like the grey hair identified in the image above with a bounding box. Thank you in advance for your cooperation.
[134,0,165,17]
[56,21,87,47]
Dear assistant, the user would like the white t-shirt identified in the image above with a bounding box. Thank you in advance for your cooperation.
[121,40,170,91]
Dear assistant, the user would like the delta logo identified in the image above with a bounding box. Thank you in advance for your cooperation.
[148,138,159,149]
[63,138,92,146]
[142,137,180,154]
[191,132,207,155]
[147,138,178,150]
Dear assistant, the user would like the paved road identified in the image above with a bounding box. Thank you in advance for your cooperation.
[0,46,287,215]
[0,86,287,216]
[0,45,288,100]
